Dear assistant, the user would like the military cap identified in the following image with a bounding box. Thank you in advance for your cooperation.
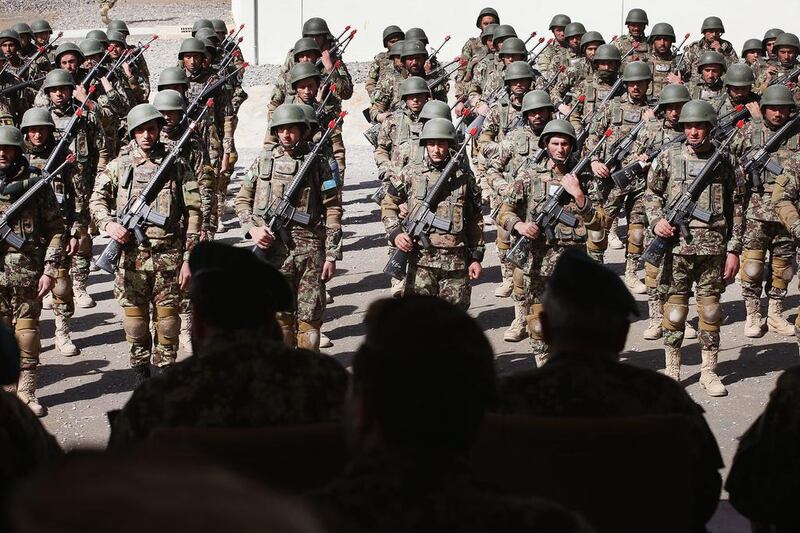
[762,28,784,48]
[700,16,725,33]
[293,37,321,58]
[289,62,321,87]
[480,24,498,43]
[563,22,586,40]
[404,27,429,45]
[12,23,32,38]
[521,90,554,113]
[498,37,526,56]
[302,17,333,39]
[538,119,576,148]
[401,40,428,59]
[270,104,308,132]
[127,103,165,136]
[0,29,21,47]
[625,8,648,25]
[106,30,127,45]
[476,7,500,28]
[0,323,19,386]
[580,31,605,51]
[388,40,405,58]
[492,24,517,44]
[548,14,571,30]
[399,76,431,98]
[107,20,130,35]
[42,68,74,90]
[158,66,189,89]
[20,107,55,131]
[153,89,186,113]
[622,61,652,82]
[191,19,214,36]
[504,61,535,82]
[419,117,457,144]
[593,43,622,62]
[657,84,690,107]
[741,39,764,57]
[774,33,800,51]
[85,29,109,46]
[55,42,84,62]
[696,50,727,72]
[678,99,717,125]
[79,38,104,58]
[29,19,52,34]
[211,19,227,34]
[724,63,755,87]
[761,85,796,108]
[382,25,404,46]
[0,125,24,148]
[648,22,676,42]
[178,38,207,58]
[420,100,452,121]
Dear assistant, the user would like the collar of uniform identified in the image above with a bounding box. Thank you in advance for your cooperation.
[274,142,309,159]
[685,142,713,157]
[49,100,76,117]
[130,142,166,165]
[24,137,54,156]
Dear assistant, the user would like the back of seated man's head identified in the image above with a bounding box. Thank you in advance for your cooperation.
[350,296,497,454]
[188,242,293,342]
[0,323,19,385]
[542,248,639,357]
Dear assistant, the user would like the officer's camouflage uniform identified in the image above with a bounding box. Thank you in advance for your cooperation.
[771,158,800,340]
[235,142,343,350]
[108,334,348,449]
[374,106,424,181]
[683,38,739,78]
[90,140,202,369]
[755,59,800,103]
[614,34,650,61]
[497,158,602,365]
[568,70,619,131]
[381,156,484,309]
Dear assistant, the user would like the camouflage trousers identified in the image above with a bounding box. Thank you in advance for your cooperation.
[70,227,93,290]
[263,239,326,329]
[113,245,182,368]
[740,218,795,310]
[661,253,725,351]
[406,248,472,311]
[590,178,647,261]
[0,251,44,367]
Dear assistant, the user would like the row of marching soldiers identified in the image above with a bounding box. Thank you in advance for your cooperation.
[362,7,800,398]
[0,17,247,416]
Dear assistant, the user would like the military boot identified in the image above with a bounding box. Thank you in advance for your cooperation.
[663,346,681,381]
[54,315,79,356]
[609,219,624,249]
[390,277,404,298]
[767,298,795,336]
[297,323,321,352]
[699,349,727,397]
[179,312,193,356]
[624,258,647,294]
[17,368,45,417]
[42,292,53,310]
[503,301,528,342]
[73,279,95,309]
[216,194,227,233]
[743,300,764,338]
[494,277,513,298]
[643,299,663,340]
[684,318,698,339]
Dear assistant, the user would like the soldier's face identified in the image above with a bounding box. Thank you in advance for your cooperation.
[404,55,425,75]
[425,140,449,163]
[627,23,645,37]
[19,35,31,48]
[777,46,798,65]
[596,60,619,73]
[663,103,683,124]
[501,54,524,65]
[83,53,102,68]
[0,146,17,168]
[743,51,760,64]
[701,65,722,84]
[485,38,496,52]
[385,36,401,49]
[683,122,710,146]
[59,53,81,73]
[765,40,776,56]
[182,52,205,73]
[764,106,791,127]
[567,35,582,51]
[1,41,18,57]
[726,85,750,103]
[508,79,531,96]
[109,42,125,59]
[653,37,672,54]
[48,86,73,106]
[296,51,320,63]
[552,27,565,42]
[626,80,649,101]
[25,126,51,147]
[547,135,572,162]
[703,30,722,43]
[392,56,403,68]
[584,44,599,60]
[133,121,161,151]
[276,125,302,148]
[526,108,551,129]
[33,31,50,46]
[161,111,181,128]
[294,78,320,104]
[479,15,497,29]
[405,93,428,114]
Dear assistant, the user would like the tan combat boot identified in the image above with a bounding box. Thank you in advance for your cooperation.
[624,258,647,294]
[699,349,727,397]
[684,319,698,339]
[743,301,764,338]
[73,279,95,309]
[179,313,193,356]
[494,277,513,298]
[663,346,681,381]
[767,299,795,336]
[608,218,624,249]
[17,368,46,417]
[54,315,79,356]
[643,300,663,340]
[390,277,404,298]
[503,301,528,342]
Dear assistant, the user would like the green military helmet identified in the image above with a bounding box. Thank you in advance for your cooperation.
[774,32,800,51]
[399,76,431,98]
[563,22,586,40]
[20,108,55,132]
[648,22,676,42]
[0,29,21,47]
[12,23,32,38]
[492,24,517,44]
[270,104,308,133]
[498,37,527,56]
[298,104,318,128]
[178,37,207,58]
[293,37,321,58]
[107,20,130,36]
[55,42,84,63]
[302,17,333,39]
[522,90,554,114]
[763,28,784,48]
[382,25,404,46]
[593,43,622,63]
[42,68,74,90]
[725,63,755,87]
[419,117,457,144]
[86,29,109,47]
[480,24,498,43]
[622,61,652,82]
[504,61,535,82]
[194,28,219,44]
[700,16,725,33]
[127,103,165,136]
[678,99,717,126]
[696,51,727,73]
[405,28,429,45]
[476,7,500,28]
[760,85,796,108]
[192,19,214,36]
[420,100,451,121]
[289,62,321,87]
[537,119,576,148]
[106,30,127,45]
[580,31,605,52]
[625,8,649,25]
[158,66,189,89]
[0,126,23,148]
[153,89,186,113]
[211,19,228,34]
[401,40,428,59]
[79,38,104,58]
[549,14,571,30]
[29,19,52,34]
[741,39,764,57]
[200,38,217,55]
[388,40,405,58]
[657,84,690,107]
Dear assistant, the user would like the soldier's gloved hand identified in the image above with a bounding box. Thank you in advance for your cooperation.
[106,222,130,244]
[394,232,413,252]
[654,219,675,238]
[37,274,54,299]
[321,260,336,282]
[178,261,192,291]
[250,226,274,249]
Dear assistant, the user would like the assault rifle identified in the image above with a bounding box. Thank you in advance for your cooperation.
[428,35,451,64]
[125,34,158,66]
[714,104,751,140]
[604,118,649,189]
[322,28,356,66]
[609,131,686,188]
[506,129,613,269]
[770,64,800,87]
[0,76,45,97]
[221,24,245,52]
[252,112,347,260]
[742,113,800,188]
[180,62,247,128]
[80,46,112,90]
[95,100,215,274]
[574,75,625,148]
[19,31,63,77]
[641,124,741,267]
[47,87,96,175]
[383,123,479,280]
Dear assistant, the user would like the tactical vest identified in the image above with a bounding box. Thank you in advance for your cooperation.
[582,79,614,115]
[0,165,47,247]
[666,144,725,229]
[648,55,675,98]
[408,165,468,238]
[394,112,424,165]
[606,99,645,147]
[51,106,90,166]
[26,147,73,224]
[690,83,724,107]
[525,165,587,243]
[751,123,800,189]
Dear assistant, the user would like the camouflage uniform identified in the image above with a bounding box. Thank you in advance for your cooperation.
[108,333,348,449]
[374,106,424,181]
[365,51,392,97]
[367,66,406,122]
[535,40,570,79]
[549,58,593,103]
[715,90,759,118]
[683,38,739,78]
[381,158,484,310]
[90,140,202,368]
[456,36,488,100]
[234,142,343,350]
[755,59,800,103]
[643,51,687,99]
[772,157,800,338]
[568,71,618,131]
[614,33,651,60]
[467,55,504,107]
[497,159,602,364]
[687,78,726,108]
[0,61,44,125]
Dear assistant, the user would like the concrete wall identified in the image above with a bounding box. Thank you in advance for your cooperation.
[231,0,796,65]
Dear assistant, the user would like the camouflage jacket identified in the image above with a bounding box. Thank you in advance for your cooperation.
[365,50,391,96]
[683,38,739,76]
[643,51,687,98]
[687,79,726,109]
[755,58,800,102]
[370,68,447,121]
[771,158,800,239]
[456,36,488,98]
[633,117,684,162]
[489,123,545,186]
[90,140,202,261]
[549,58,592,102]
[108,332,349,449]
[276,49,354,114]
[309,448,595,533]
[235,142,343,261]
[187,68,236,154]
[614,33,651,60]
[535,40,570,78]
[467,55,504,107]
[48,98,109,178]
[568,72,620,131]
[477,93,525,160]
[374,106,423,179]
[644,142,743,256]
[0,158,64,277]
[716,91,760,121]
[382,157,484,269]
[746,58,770,93]
[24,138,82,235]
